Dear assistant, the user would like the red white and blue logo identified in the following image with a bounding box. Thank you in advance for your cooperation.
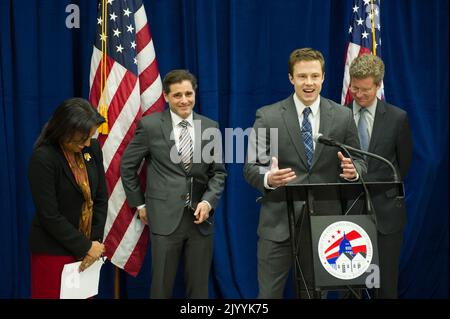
[318,221,373,280]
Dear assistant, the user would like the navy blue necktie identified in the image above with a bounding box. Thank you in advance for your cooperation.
[302,107,314,169]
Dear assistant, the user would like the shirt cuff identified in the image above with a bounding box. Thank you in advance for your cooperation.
[137,204,146,210]
[264,171,276,190]
[201,200,212,210]
[344,171,359,182]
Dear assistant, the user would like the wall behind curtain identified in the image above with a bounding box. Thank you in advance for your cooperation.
[0,0,447,298]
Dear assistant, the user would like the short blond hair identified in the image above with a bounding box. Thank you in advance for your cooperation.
[349,54,385,85]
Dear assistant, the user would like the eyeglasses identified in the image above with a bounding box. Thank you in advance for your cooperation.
[349,86,375,94]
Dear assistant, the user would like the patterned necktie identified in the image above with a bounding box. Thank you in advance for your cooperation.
[302,107,314,169]
[179,120,193,172]
[358,108,369,151]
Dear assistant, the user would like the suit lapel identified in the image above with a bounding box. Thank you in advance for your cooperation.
[82,148,97,197]
[281,96,308,168]
[189,112,203,176]
[56,142,100,196]
[160,109,191,174]
[311,98,332,169]
[368,99,386,154]
[57,147,82,194]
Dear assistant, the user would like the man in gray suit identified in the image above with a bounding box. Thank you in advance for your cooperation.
[120,69,226,298]
[244,48,366,298]
[348,54,413,298]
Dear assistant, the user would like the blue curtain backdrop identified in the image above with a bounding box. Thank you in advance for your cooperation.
[0,0,447,298]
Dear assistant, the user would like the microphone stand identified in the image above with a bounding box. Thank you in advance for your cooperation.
[316,135,400,183]
[338,145,375,218]
[316,134,402,222]
[339,145,399,183]
[343,145,405,211]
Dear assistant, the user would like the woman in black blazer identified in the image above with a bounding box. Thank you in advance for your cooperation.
[28,98,108,298]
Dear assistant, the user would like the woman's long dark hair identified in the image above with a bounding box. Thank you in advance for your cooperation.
[34,98,105,148]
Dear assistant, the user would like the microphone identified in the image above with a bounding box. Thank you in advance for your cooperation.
[313,133,375,217]
[314,134,341,147]
[314,134,399,183]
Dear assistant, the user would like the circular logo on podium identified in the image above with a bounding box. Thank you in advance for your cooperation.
[318,221,373,280]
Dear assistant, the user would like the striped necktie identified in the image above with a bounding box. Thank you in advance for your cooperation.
[179,120,193,172]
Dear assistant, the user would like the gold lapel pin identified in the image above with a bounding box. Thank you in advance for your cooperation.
[84,153,92,162]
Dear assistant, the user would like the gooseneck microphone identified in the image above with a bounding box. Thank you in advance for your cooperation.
[314,134,399,183]
[313,133,375,215]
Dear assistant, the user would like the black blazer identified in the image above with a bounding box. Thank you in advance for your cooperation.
[348,99,413,233]
[28,139,108,259]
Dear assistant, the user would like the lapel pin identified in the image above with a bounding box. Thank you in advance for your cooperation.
[84,153,92,162]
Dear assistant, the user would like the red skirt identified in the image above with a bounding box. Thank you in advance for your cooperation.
[31,254,76,299]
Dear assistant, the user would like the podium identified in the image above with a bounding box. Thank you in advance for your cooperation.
[261,181,405,298]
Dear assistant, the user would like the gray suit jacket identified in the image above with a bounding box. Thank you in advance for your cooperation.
[120,109,227,236]
[244,95,366,242]
[348,99,413,234]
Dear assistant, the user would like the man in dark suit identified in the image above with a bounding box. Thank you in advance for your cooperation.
[348,54,413,298]
[120,69,226,298]
[244,48,366,298]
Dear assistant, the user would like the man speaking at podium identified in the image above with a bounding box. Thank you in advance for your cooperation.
[244,48,366,299]
[347,54,413,298]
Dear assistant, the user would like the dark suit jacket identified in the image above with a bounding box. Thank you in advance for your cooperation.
[28,139,108,259]
[120,110,227,236]
[348,99,413,234]
[244,95,367,242]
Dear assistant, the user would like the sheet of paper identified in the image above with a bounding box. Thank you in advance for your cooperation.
[60,257,105,299]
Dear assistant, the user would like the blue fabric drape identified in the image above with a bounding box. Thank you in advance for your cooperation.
[0,0,447,298]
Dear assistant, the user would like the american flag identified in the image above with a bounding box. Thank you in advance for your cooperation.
[89,0,165,276]
[341,0,384,105]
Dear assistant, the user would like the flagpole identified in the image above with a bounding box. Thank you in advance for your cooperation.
[114,266,120,299]
[370,0,377,55]
[99,0,109,134]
